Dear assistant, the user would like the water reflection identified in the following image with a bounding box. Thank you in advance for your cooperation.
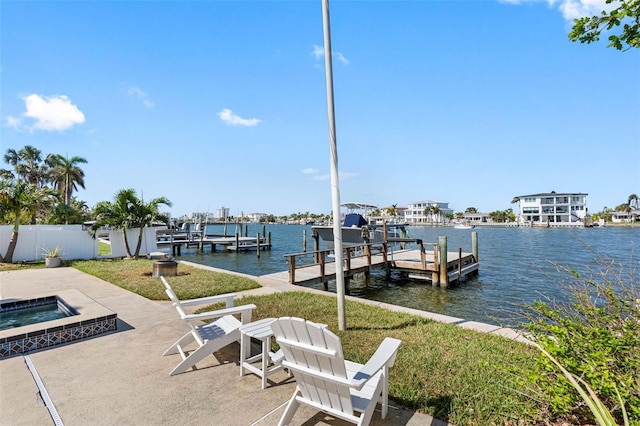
[172,224,639,326]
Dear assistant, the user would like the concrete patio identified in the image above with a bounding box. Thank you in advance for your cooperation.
[0,267,449,426]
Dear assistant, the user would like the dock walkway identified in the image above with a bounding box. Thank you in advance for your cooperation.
[264,238,478,288]
[156,230,271,256]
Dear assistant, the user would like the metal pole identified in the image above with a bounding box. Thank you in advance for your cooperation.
[321,0,346,331]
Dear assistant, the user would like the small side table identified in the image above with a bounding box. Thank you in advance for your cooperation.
[239,317,284,389]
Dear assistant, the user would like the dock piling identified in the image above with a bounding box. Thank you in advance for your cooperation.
[472,231,478,262]
[438,236,448,287]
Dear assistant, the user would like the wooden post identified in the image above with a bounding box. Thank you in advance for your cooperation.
[439,236,448,287]
[262,224,266,240]
[365,244,371,277]
[320,252,327,290]
[244,225,248,237]
[312,229,320,263]
[256,233,261,258]
[383,219,388,242]
[303,230,307,252]
[288,255,295,284]
[235,232,239,251]
[458,247,462,281]
[383,243,390,277]
[431,243,439,285]
[472,231,478,262]
[344,248,351,272]
[223,223,227,236]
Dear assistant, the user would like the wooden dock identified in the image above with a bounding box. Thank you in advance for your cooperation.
[156,230,271,256]
[265,234,479,288]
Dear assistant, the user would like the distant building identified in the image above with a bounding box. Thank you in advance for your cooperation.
[404,200,453,224]
[611,211,640,223]
[216,207,230,221]
[461,212,490,223]
[513,193,588,226]
[247,213,267,223]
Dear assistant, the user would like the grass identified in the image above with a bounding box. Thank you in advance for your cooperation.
[6,258,548,424]
[217,291,543,425]
[69,258,261,300]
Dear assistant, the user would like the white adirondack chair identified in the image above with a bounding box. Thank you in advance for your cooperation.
[270,317,401,426]
[161,276,256,376]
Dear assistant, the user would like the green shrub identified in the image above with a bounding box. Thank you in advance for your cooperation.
[519,258,640,424]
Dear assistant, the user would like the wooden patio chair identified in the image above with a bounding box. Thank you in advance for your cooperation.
[161,276,256,376]
[270,317,401,426]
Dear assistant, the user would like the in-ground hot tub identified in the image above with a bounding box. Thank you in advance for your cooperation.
[0,295,77,330]
[0,289,117,359]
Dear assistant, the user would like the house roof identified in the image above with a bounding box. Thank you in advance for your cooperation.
[514,193,588,198]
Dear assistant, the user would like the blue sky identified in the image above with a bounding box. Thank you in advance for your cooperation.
[2,0,639,217]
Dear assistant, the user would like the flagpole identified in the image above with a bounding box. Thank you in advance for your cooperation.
[321,0,346,331]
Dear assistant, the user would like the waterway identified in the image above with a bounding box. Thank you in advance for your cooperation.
[170,224,639,326]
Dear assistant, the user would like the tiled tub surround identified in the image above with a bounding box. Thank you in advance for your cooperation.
[0,289,117,359]
[0,295,77,329]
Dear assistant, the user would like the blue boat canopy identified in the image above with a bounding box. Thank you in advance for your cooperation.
[343,213,368,228]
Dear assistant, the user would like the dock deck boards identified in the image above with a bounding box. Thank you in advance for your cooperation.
[263,248,477,287]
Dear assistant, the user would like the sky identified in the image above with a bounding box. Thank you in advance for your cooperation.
[2,0,639,218]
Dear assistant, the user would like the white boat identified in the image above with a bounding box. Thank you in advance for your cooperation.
[312,202,407,249]
[453,222,475,229]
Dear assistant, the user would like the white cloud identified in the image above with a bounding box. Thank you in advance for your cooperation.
[217,108,261,127]
[302,168,318,174]
[312,45,349,65]
[125,86,155,108]
[554,0,613,21]
[16,94,86,131]
[501,0,613,21]
[6,116,21,129]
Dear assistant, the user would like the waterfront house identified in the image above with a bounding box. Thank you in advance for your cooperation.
[611,211,639,223]
[462,212,491,224]
[513,192,588,227]
[404,200,454,224]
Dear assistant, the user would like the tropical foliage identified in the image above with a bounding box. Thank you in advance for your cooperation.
[0,145,89,225]
[489,208,516,223]
[569,0,639,50]
[91,188,172,258]
[517,257,639,423]
[0,179,60,263]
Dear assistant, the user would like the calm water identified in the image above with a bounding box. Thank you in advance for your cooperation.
[0,303,70,330]
[170,224,639,326]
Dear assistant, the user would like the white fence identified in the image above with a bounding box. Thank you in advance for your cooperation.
[0,225,162,262]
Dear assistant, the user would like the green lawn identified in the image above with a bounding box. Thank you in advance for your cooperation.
[8,258,551,424]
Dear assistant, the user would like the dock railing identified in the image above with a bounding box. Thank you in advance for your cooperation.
[283,238,438,286]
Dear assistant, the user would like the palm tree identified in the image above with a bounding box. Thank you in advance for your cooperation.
[92,189,172,258]
[0,179,58,263]
[3,146,58,224]
[628,194,639,210]
[3,145,50,187]
[387,204,398,218]
[49,154,88,205]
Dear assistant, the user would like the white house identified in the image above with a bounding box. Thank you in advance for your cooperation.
[513,192,588,226]
[461,212,491,223]
[247,212,268,223]
[611,211,640,223]
[404,200,453,224]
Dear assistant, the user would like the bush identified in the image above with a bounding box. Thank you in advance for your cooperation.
[519,257,640,424]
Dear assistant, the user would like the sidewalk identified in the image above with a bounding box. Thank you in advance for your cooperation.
[0,267,447,426]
